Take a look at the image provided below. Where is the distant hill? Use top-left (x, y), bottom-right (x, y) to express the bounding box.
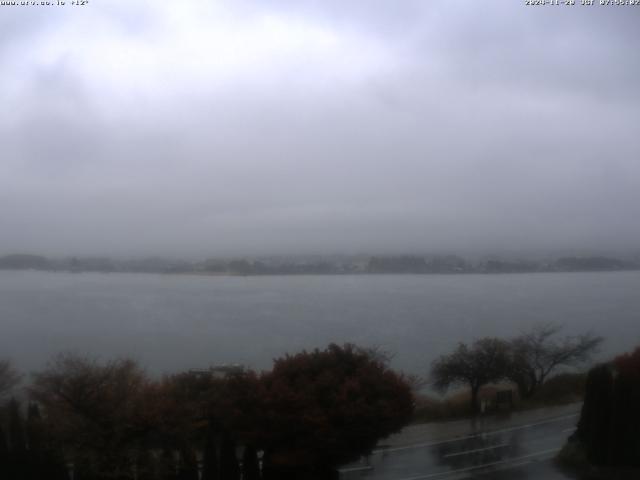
top-left (0, 254), bottom-right (50, 270)
top-left (0, 253), bottom-right (637, 276)
top-left (555, 256), bottom-right (635, 272)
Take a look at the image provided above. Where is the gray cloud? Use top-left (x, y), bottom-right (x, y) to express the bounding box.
top-left (1, 0), bottom-right (639, 257)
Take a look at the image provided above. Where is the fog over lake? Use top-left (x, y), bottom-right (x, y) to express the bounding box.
top-left (2, 2), bottom-right (640, 258)
top-left (2, 270), bottom-right (638, 376)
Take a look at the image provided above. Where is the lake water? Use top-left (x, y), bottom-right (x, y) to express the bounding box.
top-left (1, 270), bottom-right (639, 376)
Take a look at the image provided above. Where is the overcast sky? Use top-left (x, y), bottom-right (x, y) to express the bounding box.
top-left (1, 0), bottom-right (639, 258)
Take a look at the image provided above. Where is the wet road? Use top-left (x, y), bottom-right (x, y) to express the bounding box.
top-left (340, 407), bottom-right (580, 480)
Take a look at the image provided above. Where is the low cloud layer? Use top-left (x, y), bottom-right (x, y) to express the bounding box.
top-left (1, 0), bottom-right (639, 257)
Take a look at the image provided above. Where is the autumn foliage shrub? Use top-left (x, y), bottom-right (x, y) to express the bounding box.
top-left (259, 344), bottom-right (414, 477)
top-left (5, 344), bottom-right (414, 480)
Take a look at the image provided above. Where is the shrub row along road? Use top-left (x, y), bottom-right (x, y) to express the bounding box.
top-left (339, 404), bottom-right (581, 480)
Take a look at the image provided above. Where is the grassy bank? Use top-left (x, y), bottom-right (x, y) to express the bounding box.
top-left (412, 372), bottom-right (586, 423)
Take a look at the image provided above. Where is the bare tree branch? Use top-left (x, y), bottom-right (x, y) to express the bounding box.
top-left (507, 324), bottom-right (602, 398)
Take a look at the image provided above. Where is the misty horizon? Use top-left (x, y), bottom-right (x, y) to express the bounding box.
top-left (2, 1), bottom-right (639, 258)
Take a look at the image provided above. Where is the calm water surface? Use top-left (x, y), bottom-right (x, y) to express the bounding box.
top-left (1, 270), bottom-right (639, 375)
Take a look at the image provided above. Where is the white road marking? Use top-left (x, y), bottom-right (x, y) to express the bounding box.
top-left (433, 460), bottom-right (535, 480)
top-left (562, 427), bottom-right (576, 433)
top-left (443, 443), bottom-right (509, 458)
top-left (339, 465), bottom-right (373, 473)
top-left (395, 447), bottom-right (560, 480)
top-left (373, 413), bottom-right (578, 454)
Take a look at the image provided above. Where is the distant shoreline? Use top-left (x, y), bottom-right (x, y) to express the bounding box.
top-left (2, 267), bottom-right (639, 278)
top-left (1, 253), bottom-right (638, 277)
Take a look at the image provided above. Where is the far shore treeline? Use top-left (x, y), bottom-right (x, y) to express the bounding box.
top-left (0, 253), bottom-right (638, 276)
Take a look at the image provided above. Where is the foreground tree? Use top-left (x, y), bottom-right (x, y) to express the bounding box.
top-left (0, 360), bottom-right (21, 400)
top-left (30, 353), bottom-right (153, 479)
top-left (507, 323), bottom-right (602, 399)
top-left (431, 338), bottom-right (511, 413)
top-left (259, 344), bottom-right (414, 479)
top-left (567, 346), bottom-right (640, 468)
top-left (155, 367), bottom-right (265, 480)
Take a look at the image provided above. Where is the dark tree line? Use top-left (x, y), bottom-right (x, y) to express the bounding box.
top-left (0, 344), bottom-right (414, 480)
top-left (0, 398), bottom-right (68, 480)
top-left (572, 346), bottom-right (640, 467)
